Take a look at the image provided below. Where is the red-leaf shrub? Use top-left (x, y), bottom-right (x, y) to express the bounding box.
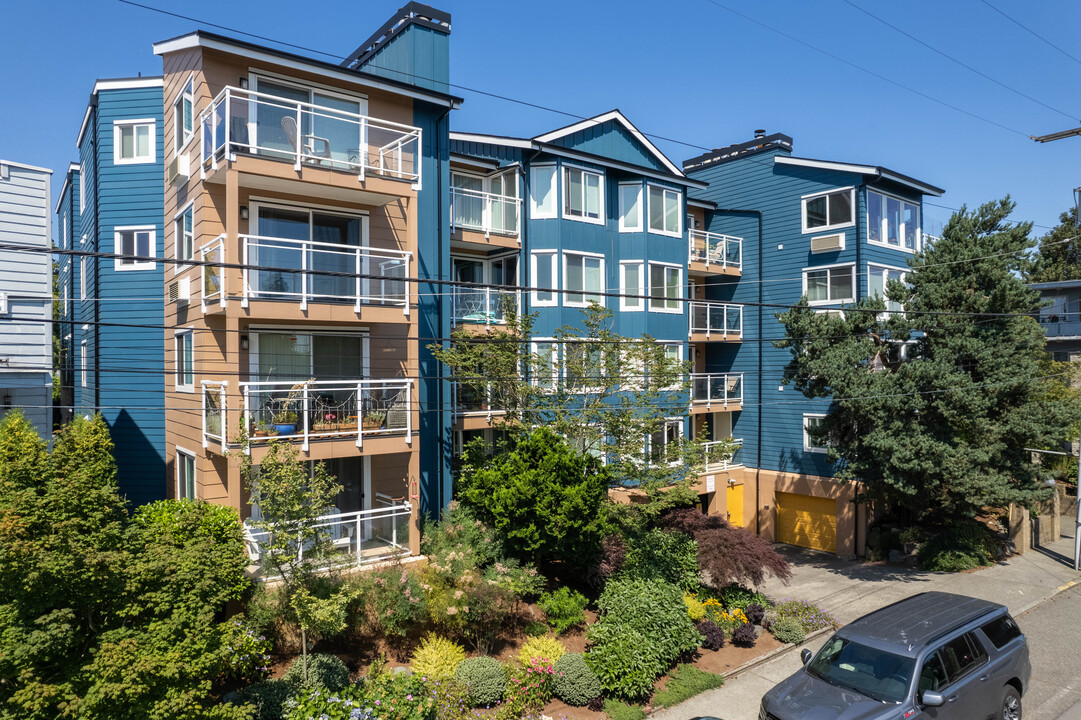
top-left (661, 509), bottom-right (791, 588)
top-left (589, 534), bottom-right (628, 586)
top-left (731, 622), bottom-right (757, 647)
top-left (745, 603), bottom-right (766, 626)
top-left (695, 619), bottom-right (725, 651)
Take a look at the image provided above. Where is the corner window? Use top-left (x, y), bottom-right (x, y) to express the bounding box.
top-left (649, 262), bottom-right (681, 313)
top-left (802, 187), bottom-right (854, 233)
top-left (648, 185), bottom-right (681, 236)
top-left (564, 252), bottom-right (604, 307)
top-left (530, 251), bottom-right (557, 306)
top-left (619, 261), bottom-right (644, 311)
top-left (649, 419), bottom-right (683, 466)
top-left (803, 414), bottom-right (829, 453)
top-left (562, 166), bottom-right (603, 224)
top-left (175, 329), bottom-right (194, 392)
top-left (113, 120), bottom-right (156, 164)
top-left (618, 183), bottom-right (642, 232)
top-left (176, 449), bottom-right (196, 500)
top-left (868, 264), bottom-right (906, 316)
top-left (114, 227), bottom-right (156, 271)
top-left (176, 204), bottom-right (194, 266)
top-left (529, 165), bottom-right (557, 219)
top-left (803, 264), bottom-right (855, 305)
top-left (868, 190), bottom-right (920, 251)
top-left (174, 76), bottom-right (194, 151)
top-left (532, 341), bottom-right (558, 390)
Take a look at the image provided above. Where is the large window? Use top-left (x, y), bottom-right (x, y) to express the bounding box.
top-left (530, 165), bottom-right (557, 219)
top-left (176, 449), bottom-right (196, 500)
top-left (564, 252), bottom-right (604, 307)
top-left (114, 227), bottom-right (156, 271)
top-left (649, 262), bottom-right (681, 313)
top-left (802, 187), bottom-right (854, 233)
top-left (563, 166), bottom-right (603, 223)
top-left (619, 261), bottom-right (644, 311)
top-left (868, 264), bottom-right (906, 315)
top-left (174, 75), bottom-right (194, 151)
top-left (532, 341), bottom-right (558, 390)
top-left (803, 413), bottom-right (829, 453)
top-left (175, 329), bottom-right (194, 392)
top-left (451, 169), bottom-right (518, 234)
top-left (113, 119), bottom-right (156, 164)
top-left (175, 204), bottom-right (194, 266)
top-left (649, 419), bottom-right (683, 466)
top-left (868, 191), bottom-right (920, 251)
top-left (803, 264), bottom-right (855, 305)
top-left (619, 182), bottom-right (642, 232)
top-left (648, 185), bottom-right (681, 236)
top-left (531, 251), bottom-right (557, 306)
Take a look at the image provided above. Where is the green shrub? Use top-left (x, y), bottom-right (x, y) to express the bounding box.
top-left (603, 698), bottom-right (646, 720)
top-left (713, 583), bottom-right (770, 611)
top-left (132, 498), bottom-right (243, 545)
top-left (410, 633), bottom-right (466, 680)
top-left (538, 587), bottom-right (588, 634)
top-left (360, 564), bottom-right (428, 638)
top-left (282, 686), bottom-right (367, 720)
top-left (553, 653), bottom-right (603, 706)
top-left (771, 599), bottom-right (839, 633)
top-left (282, 653), bottom-right (349, 692)
top-left (585, 578), bottom-right (701, 701)
top-left (620, 528), bottom-right (700, 591)
top-left (652, 664), bottom-right (724, 708)
top-left (220, 616), bottom-right (273, 682)
top-left (683, 592), bottom-right (707, 621)
top-left (731, 622), bottom-right (757, 647)
top-left (235, 679), bottom-right (294, 720)
top-left (769, 616), bottom-right (806, 644)
top-left (524, 620), bottom-right (550, 637)
top-left (517, 634), bottom-right (567, 667)
top-left (918, 521), bottom-right (997, 572)
top-left (455, 656), bottom-right (506, 707)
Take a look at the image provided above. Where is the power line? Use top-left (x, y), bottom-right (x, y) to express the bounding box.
top-left (978, 0), bottom-right (1081, 69)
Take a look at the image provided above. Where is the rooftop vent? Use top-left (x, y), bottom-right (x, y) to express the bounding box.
top-left (754, 129), bottom-right (766, 139)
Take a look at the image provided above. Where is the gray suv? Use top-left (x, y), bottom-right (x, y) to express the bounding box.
top-left (760, 592), bottom-right (1030, 720)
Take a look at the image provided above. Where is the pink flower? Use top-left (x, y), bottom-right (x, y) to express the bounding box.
top-left (446, 606), bottom-right (458, 615)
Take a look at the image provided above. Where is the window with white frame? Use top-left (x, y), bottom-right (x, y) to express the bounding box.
top-left (803, 264), bottom-right (855, 305)
top-left (529, 165), bottom-right (557, 219)
top-left (868, 191), bottom-right (920, 251)
top-left (174, 76), bottom-right (194, 151)
top-left (176, 449), bottom-right (196, 500)
top-left (562, 166), bottom-right (603, 223)
top-left (618, 182), bottom-right (642, 232)
top-left (661, 343), bottom-right (682, 390)
top-left (113, 120), bottom-right (156, 164)
top-left (80, 340), bottom-right (87, 388)
top-left (451, 169), bottom-right (519, 234)
top-left (532, 341), bottom-right (558, 390)
top-left (61, 216), bottom-right (67, 249)
top-left (564, 252), bottom-right (604, 307)
top-left (565, 340), bottom-right (604, 391)
top-left (114, 227), bottom-right (155, 270)
top-left (649, 419), bottom-right (683, 465)
top-left (802, 187), bottom-right (854, 233)
top-left (175, 330), bottom-right (194, 392)
top-left (175, 204), bottom-right (194, 266)
top-left (868, 264), bottom-right (906, 315)
top-left (649, 262), bottom-right (681, 312)
top-left (648, 185), bottom-right (681, 236)
top-left (79, 166), bottom-right (87, 215)
top-left (79, 258), bottom-right (86, 299)
top-left (531, 251), bottom-right (557, 306)
top-left (619, 261), bottom-right (644, 311)
top-left (803, 414), bottom-right (830, 453)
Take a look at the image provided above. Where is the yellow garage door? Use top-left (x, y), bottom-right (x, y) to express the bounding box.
top-left (726, 483), bottom-right (744, 528)
top-left (776, 492), bottom-right (837, 552)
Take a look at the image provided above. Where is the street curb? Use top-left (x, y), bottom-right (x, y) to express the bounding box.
top-left (1016, 579), bottom-right (1079, 618)
top-left (719, 626), bottom-right (833, 680)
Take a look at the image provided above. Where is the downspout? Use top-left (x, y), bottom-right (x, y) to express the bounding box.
top-left (435, 106), bottom-right (451, 509)
top-left (714, 208), bottom-right (763, 535)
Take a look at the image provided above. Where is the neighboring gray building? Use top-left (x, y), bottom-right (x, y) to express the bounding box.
top-left (1032, 279), bottom-right (1081, 364)
top-left (0, 159), bottom-right (53, 439)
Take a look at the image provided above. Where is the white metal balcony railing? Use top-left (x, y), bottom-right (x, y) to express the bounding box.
top-left (240, 234), bottom-right (410, 314)
top-left (450, 187), bottom-right (521, 237)
top-left (689, 230), bottom-right (742, 271)
top-left (239, 378), bottom-right (412, 451)
top-left (242, 493), bottom-right (411, 574)
top-left (200, 235), bottom-right (226, 312)
top-left (200, 86), bottom-right (423, 187)
top-left (704, 438), bottom-right (743, 472)
top-left (690, 373), bottom-right (743, 408)
top-left (452, 286), bottom-right (520, 325)
top-left (690, 301), bottom-right (743, 338)
top-left (451, 381), bottom-right (505, 424)
top-left (202, 380), bottom-right (227, 452)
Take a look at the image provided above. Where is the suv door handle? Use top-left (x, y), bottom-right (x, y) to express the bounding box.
top-left (979, 674), bottom-right (990, 682)
top-left (946, 695), bottom-right (959, 703)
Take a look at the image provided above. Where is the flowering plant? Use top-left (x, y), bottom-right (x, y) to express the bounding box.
top-left (220, 617), bottom-right (272, 682)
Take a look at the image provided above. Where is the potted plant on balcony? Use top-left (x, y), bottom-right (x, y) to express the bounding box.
top-left (252, 420), bottom-right (270, 438)
top-left (362, 410), bottom-right (386, 431)
top-left (271, 379), bottom-right (311, 436)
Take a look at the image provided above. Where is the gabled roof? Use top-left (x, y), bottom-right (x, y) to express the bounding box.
top-left (774, 155), bottom-right (944, 197)
top-left (533, 110), bottom-right (685, 177)
top-left (55, 163), bottom-right (81, 215)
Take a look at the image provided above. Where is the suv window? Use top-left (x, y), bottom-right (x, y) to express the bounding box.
top-left (920, 633), bottom-right (986, 694)
top-left (981, 615), bottom-right (1022, 649)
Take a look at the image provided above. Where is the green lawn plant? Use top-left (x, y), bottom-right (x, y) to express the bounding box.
top-left (552, 653), bottom-right (603, 706)
top-left (455, 656), bottom-right (506, 707)
top-left (652, 664), bottom-right (725, 709)
top-left (410, 634), bottom-right (466, 680)
top-left (769, 616), bottom-right (806, 644)
top-left (538, 586), bottom-right (588, 634)
top-left (603, 698), bottom-right (647, 720)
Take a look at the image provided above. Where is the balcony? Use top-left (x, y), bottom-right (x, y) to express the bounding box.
top-left (242, 496), bottom-right (412, 574)
top-left (451, 187), bottom-right (521, 242)
top-left (452, 382), bottom-right (505, 429)
top-left (690, 301), bottom-right (743, 341)
top-left (1039, 314), bottom-right (1081, 340)
top-left (704, 438), bottom-right (743, 472)
top-left (690, 373), bottom-right (743, 410)
top-left (689, 230), bottom-right (742, 274)
top-left (199, 86), bottom-right (422, 187)
top-left (452, 286), bottom-right (520, 326)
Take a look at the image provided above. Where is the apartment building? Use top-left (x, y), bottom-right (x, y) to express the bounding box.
top-left (445, 110), bottom-right (747, 521)
top-left (0, 160), bottom-right (53, 440)
top-left (55, 78), bottom-right (167, 504)
top-left (153, 3), bottom-right (460, 560)
top-left (685, 131), bottom-right (944, 556)
top-left (1032, 279), bottom-right (1081, 365)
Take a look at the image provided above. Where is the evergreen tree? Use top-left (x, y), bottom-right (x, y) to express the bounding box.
top-left (1029, 205), bottom-right (1081, 282)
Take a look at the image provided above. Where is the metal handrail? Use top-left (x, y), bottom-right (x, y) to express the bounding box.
top-left (199, 235), bottom-right (226, 313)
top-left (703, 438), bottom-right (743, 471)
top-left (689, 230), bottom-right (742, 270)
top-left (690, 372), bottom-right (744, 407)
top-left (689, 301), bottom-right (743, 338)
top-left (450, 186), bottom-right (521, 237)
top-left (451, 285), bottom-right (520, 325)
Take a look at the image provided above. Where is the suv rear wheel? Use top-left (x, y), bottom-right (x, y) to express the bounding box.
top-left (1001, 685), bottom-right (1021, 720)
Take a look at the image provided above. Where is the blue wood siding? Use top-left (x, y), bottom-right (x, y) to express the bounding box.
top-left (544, 120), bottom-right (669, 173)
top-left (358, 23), bottom-right (450, 94)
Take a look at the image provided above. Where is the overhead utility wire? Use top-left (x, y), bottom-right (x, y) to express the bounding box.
top-left (977, 0), bottom-right (1081, 69)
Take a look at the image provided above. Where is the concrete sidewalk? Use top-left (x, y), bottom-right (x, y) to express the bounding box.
top-left (653, 518), bottom-right (1081, 720)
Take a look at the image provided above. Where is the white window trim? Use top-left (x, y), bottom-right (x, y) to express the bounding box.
top-left (560, 163), bottom-right (605, 226)
top-left (175, 329), bottom-right (194, 393)
top-left (530, 251), bottom-right (558, 307)
top-left (174, 202), bottom-right (195, 272)
top-left (866, 189), bottom-right (922, 253)
top-left (646, 184), bottom-right (683, 238)
top-left (113, 118), bottom-right (157, 165)
top-left (172, 74), bottom-right (195, 153)
top-left (803, 413), bottom-right (829, 453)
top-left (79, 177), bottom-right (85, 215)
top-left (114, 226), bottom-right (157, 271)
top-left (176, 447), bottom-right (196, 500)
top-left (648, 261), bottom-right (683, 314)
top-left (648, 417), bottom-right (684, 467)
top-left (529, 164), bottom-right (558, 220)
top-left (563, 250), bottom-right (605, 308)
top-left (618, 182), bottom-right (643, 233)
top-left (619, 260), bottom-right (644, 312)
top-left (79, 257), bottom-right (86, 300)
top-left (801, 262), bottom-right (856, 306)
top-left (661, 343), bottom-right (683, 391)
top-left (867, 262), bottom-right (908, 319)
top-left (530, 339), bottom-right (559, 390)
top-left (80, 340), bottom-right (87, 388)
top-left (801, 186), bottom-right (856, 234)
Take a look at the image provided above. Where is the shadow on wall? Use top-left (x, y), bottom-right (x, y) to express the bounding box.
top-left (107, 409), bottom-right (166, 507)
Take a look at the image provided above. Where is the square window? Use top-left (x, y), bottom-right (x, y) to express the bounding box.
top-left (564, 253), bottom-right (604, 307)
top-left (647, 185), bottom-right (681, 236)
top-left (649, 263), bottom-right (681, 312)
top-left (563, 166), bottom-right (603, 223)
top-left (804, 414), bottom-right (829, 452)
top-left (803, 265), bottom-right (854, 305)
top-left (802, 188), bottom-right (854, 233)
top-left (115, 228), bottom-right (156, 270)
top-left (114, 120), bottom-right (156, 164)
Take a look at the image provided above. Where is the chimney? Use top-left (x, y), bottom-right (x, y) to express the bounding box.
top-left (754, 129), bottom-right (766, 140)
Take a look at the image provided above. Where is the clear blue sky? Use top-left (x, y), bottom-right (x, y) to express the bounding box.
top-left (3, 0), bottom-right (1079, 238)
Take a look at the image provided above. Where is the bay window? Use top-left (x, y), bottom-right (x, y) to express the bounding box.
top-left (563, 166), bottom-right (603, 223)
top-left (802, 187), bottom-right (854, 233)
top-left (803, 264), bottom-right (855, 305)
top-left (868, 264), bottom-right (906, 315)
top-left (648, 185), bottom-right (681, 236)
top-left (564, 252), bottom-right (604, 307)
top-left (619, 182), bottom-right (642, 232)
top-left (530, 165), bottom-right (557, 219)
top-left (532, 341), bottom-right (558, 390)
top-left (649, 262), bottom-right (681, 313)
top-left (531, 251), bottom-right (557, 306)
top-left (619, 261), bottom-right (644, 311)
top-left (868, 190), bottom-right (920, 251)
top-left (649, 419), bottom-right (683, 466)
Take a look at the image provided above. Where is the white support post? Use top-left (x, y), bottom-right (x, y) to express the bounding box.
top-left (356, 383), bottom-right (363, 449)
top-left (224, 93), bottom-right (232, 162)
top-left (218, 242), bottom-right (226, 310)
top-left (354, 249), bottom-right (362, 313)
top-left (220, 382), bottom-right (228, 453)
top-left (241, 238), bottom-right (250, 309)
top-left (294, 106), bottom-right (303, 171)
top-left (300, 241), bottom-right (308, 311)
top-left (201, 384), bottom-right (208, 450)
top-left (356, 515), bottom-right (363, 559)
top-left (243, 385), bottom-right (252, 455)
top-left (403, 255), bottom-right (410, 318)
top-left (358, 117), bottom-right (367, 183)
top-left (302, 382), bottom-right (310, 452)
top-left (405, 380), bottom-right (413, 446)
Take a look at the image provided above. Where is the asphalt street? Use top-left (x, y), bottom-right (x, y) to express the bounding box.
top-left (1020, 582), bottom-right (1081, 720)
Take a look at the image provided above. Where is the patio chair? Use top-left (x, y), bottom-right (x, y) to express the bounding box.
top-left (281, 116), bottom-right (331, 164)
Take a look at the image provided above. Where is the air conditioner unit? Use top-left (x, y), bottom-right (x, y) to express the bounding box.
top-left (168, 277), bottom-right (191, 305)
top-left (167, 154), bottom-right (189, 185)
top-left (810, 233), bottom-right (845, 253)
